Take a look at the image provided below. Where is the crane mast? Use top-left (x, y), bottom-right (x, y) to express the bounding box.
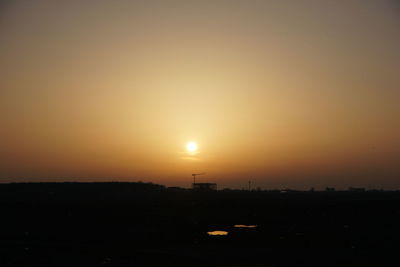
top-left (192, 173), bottom-right (205, 187)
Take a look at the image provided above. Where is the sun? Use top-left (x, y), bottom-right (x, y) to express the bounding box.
top-left (186, 142), bottom-right (198, 153)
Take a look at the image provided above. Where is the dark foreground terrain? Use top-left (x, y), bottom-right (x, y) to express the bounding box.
top-left (1, 183), bottom-right (400, 266)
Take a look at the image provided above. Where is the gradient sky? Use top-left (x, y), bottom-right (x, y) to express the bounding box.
top-left (1, 0), bottom-right (399, 189)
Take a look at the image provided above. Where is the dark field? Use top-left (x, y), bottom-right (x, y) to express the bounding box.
top-left (1, 183), bottom-right (400, 266)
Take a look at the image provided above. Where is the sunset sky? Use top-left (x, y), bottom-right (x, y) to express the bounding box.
top-left (1, 0), bottom-right (399, 189)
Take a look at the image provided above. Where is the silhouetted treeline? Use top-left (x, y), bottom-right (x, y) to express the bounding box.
top-left (0, 182), bottom-right (165, 201)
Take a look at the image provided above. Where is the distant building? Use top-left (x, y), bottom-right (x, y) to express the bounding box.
top-left (192, 183), bottom-right (217, 191)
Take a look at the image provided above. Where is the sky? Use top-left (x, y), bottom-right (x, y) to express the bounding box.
top-left (1, 0), bottom-right (399, 189)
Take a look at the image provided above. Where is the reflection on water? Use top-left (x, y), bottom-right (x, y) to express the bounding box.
top-left (234, 225), bottom-right (257, 228)
top-left (207, 225), bottom-right (258, 236)
top-left (207, 231), bottom-right (228, 236)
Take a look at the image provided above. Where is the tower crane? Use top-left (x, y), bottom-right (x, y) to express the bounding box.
top-left (192, 173), bottom-right (205, 185)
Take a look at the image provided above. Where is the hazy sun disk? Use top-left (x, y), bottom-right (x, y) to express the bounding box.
top-left (186, 142), bottom-right (198, 153)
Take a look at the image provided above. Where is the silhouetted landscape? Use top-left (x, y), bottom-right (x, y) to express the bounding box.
top-left (2, 1), bottom-right (400, 266)
top-left (1, 182), bottom-right (400, 266)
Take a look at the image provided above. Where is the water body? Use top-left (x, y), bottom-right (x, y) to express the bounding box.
top-left (234, 225), bottom-right (257, 228)
top-left (207, 225), bottom-right (258, 235)
top-left (207, 231), bottom-right (228, 236)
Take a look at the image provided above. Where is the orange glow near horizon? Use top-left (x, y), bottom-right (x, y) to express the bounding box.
top-left (0, 1), bottom-right (399, 189)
